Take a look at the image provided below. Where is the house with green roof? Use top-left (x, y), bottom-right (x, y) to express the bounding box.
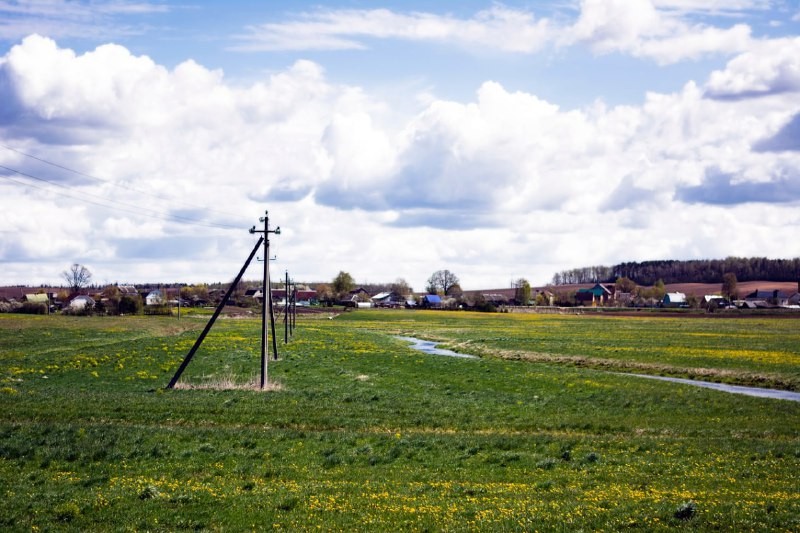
top-left (575, 284), bottom-right (614, 307)
top-left (24, 293), bottom-right (49, 305)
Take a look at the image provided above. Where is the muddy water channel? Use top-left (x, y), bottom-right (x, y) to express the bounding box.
top-left (397, 336), bottom-right (800, 402)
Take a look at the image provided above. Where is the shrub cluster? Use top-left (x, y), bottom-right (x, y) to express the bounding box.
top-left (62, 305), bottom-right (93, 316)
top-left (143, 304), bottom-right (172, 316)
top-left (0, 301), bottom-right (20, 313)
top-left (18, 302), bottom-right (47, 314)
top-left (0, 301), bottom-right (47, 314)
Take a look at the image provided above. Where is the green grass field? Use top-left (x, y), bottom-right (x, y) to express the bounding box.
top-left (1, 310), bottom-right (798, 531)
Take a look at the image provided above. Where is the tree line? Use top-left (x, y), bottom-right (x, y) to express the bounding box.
top-left (551, 257), bottom-right (800, 286)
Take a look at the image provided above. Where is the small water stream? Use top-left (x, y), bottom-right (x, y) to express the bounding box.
top-left (396, 336), bottom-right (800, 402)
top-left (395, 336), bottom-right (478, 359)
top-left (619, 373), bottom-right (800, 402)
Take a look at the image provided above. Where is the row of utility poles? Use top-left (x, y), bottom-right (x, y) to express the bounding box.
top-left (167, 210), bottom-right (297, 390)
top-left (253, 212), bottom-right (281, 390)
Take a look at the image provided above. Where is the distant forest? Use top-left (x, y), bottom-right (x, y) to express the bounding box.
top-left (551, 257), bottom-right (800, 286)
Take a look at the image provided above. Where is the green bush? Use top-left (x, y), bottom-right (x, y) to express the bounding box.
top-left (474, 302), bottom-right (497, 313)
top-left (143, 304), bottom-right (171, 316)
top-left (53, 502), bottom-right (80, 522)
top-left (118, 295), bottom-right (143, 315)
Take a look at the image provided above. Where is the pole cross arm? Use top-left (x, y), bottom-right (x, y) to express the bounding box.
top-left (250, 225), bottom-right (281, 236)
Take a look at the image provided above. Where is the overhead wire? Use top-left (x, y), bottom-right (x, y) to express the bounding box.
top-left (0, 164), bottom-right (245, 230)
top-left (0, 143), bottom-right (254, 228)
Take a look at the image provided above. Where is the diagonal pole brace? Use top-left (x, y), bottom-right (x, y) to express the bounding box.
top-left (166, 235), bottom-right (264, 389)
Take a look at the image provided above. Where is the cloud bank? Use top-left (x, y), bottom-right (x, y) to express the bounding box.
top-left (1, 29), bottom-right (799, 288)
top-left (0, 0), bottom-right (168, 41)
top-left (234, 0), bottom-right (758, 64)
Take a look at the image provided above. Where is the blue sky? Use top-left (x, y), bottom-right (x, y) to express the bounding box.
top-left (1, 1), bottom-right (799, 289)
top-left (9, 1), bottom-right (793, 105)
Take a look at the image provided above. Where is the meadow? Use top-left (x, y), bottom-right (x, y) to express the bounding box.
top-left (0, 310), bottom-right (798, 531)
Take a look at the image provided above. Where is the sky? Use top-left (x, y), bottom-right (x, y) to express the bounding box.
top-left (1, 1), bottom-right (799, 291)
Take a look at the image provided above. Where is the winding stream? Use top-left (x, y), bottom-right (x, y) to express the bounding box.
top-left (397, 336), bottom-right (800, 402)
top-left (395, 336), bottom-right (478, 359)
top-left (618, 373), bottom-right (800, 402)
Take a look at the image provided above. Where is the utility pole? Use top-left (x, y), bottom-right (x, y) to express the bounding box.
top-left (257, 254), bottom-right (279, 358)
top-left (249, 211), bottom-right (280, 390)
top-left (291, 280), bottom-right (297, 335)
top-left (284, 270), bottom-right (289, 344)
top-left (291, 278), bottom-right (296, 335)
top-left (269, 269), bottom-right (279, 361)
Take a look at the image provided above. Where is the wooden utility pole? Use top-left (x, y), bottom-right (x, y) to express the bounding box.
top-left (250, 212), bottom-right (280, 389)
top-left (284, 271), bottom-right (289, 344)
top-left (291, 281), bottom-right (297, 335)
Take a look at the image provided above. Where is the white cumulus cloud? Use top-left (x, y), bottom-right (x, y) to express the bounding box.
top-left (704, 37), bottom-right (800, 98)
top-left (566, 0), bottom-right (752, 64)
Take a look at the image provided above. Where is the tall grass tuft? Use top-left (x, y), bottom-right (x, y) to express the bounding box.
top-left (173, 373), bottom-right (283, 391)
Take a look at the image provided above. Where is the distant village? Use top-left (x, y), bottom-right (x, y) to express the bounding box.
top-left (2, 279), bottom-right (799, 316)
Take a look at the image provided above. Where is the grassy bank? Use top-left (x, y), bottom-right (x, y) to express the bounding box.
top-left (343, 310), bottom-right (800, 390)
top-left (1, 311), bottom-right (798, 531)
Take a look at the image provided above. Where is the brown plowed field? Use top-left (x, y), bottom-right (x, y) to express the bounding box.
top-left (537, 281), bottom-right (798, 298)
top-left (664, 281), bottom-right (799, 297)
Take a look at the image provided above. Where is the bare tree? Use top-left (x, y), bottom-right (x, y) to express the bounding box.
top-left (315, 283), bottom-right (334, 303)
top-left (426, 269), bottom-right (460, 295)
top-left (62, 263), bottom-right (92, 293)
top-left (390, 278), bottom-right (413, 296)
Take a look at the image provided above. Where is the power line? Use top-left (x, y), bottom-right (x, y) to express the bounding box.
top-left (0, 164), bottom-right (244, 230)
top-left (0, 143), bottom-right (252, 225)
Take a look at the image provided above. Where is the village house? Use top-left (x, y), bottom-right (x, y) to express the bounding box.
top-left (421, 294), bottom-right (442, 308)
top-left (575, 284), bottom-right (615, 307)
top-left (338, 287), bottom-right (371, 307)
top-left (271, 288), bottom-right (317, 306)
top-left (703, 294), bottom-right (732, 309)
top-left (23, 293), bottom-right (50, 305)
top-left (662, 292), bottom-right (687, 308)
top-left (245, 288), bottom-right (262, 300)
top-left (371, 291), bottom-right (405, 308)
top-left (145, 289), bottom-right (164, 306)
top-left (118, 285), bottom-right (138, 296)
top-left (744, 289), bottom-right (792, 307)
top-left (68, 295), bottom-right (95, 310)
